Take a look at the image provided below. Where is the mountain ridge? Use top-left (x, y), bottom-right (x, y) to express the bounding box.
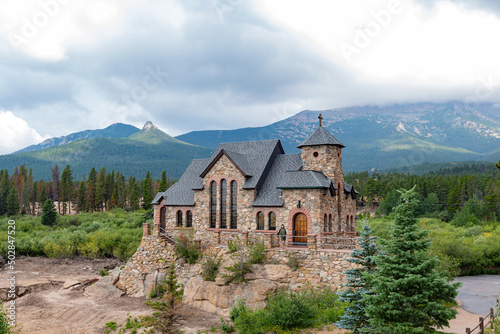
top-left (15, 123), bottom-right (141, 153)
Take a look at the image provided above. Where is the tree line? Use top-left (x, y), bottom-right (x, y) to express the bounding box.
top-left (346, 161), bottom-right (500, 225)
top-left (0, 164), bottom-right (174, 217)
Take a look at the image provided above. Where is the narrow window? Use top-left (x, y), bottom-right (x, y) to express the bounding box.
top-left (176, 210), bottom-right (183, 227)
top-left (220, 179), bottom-right (227, 228)
top-left (186, 210), bottom-right (192, 228)
top-left (324, 214), bottom-right (328, 232)
top-left (329, 214), bottom-right (333, 232)
top-left (269, 212), bottom-right (276, 230)
top-left (210, 181), bottom-right (216, 228)
top-left (257, 212), bottom-right (264, 230)
top-left (230, 181), bottom-right (238, 229)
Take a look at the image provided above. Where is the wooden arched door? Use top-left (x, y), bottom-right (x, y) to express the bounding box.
top-left (160, 207), bottom-right (166, 230)
top-left (293, 213), bottom-right (308, 245)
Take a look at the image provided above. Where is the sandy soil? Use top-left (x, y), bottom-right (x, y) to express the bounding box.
top-left (1, 257), bottom-right (221, 334)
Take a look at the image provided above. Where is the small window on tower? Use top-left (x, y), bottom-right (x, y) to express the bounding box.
top-left (337, 152), bottom-right (340, 159)
top-left (313, 151), bottom-right (319, 158)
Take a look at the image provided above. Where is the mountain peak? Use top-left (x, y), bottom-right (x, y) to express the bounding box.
top-left (143, 121), bottom-right (158, 131)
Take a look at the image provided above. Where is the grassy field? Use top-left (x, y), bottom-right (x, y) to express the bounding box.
top-left (365, 216), bottom-right (500, 276)
top-left (0, 209), bottom-right (147, 261)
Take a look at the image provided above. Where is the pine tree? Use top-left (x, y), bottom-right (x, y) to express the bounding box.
top-left (41, 198), bottom-right (58, 226)
top-left (96, 167), bottom-right (107, 211)
top-left (364, 187), bottom-right (460, 334)
top-left (336, 223), bottom-right (380, 333)
top-left (143, 171), bottom-right (154, 210)
top-left (6, 188), bottom-right (20, 216)
top-left (60, 165), bottom-right (73, 215)
top-left (51, 164), bottom-right (60, 214)
top-left (159, 171), bottom-right (168, 192)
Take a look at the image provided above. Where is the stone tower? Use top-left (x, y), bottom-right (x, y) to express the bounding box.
top-left (297, 117), bottom-right (345, 190)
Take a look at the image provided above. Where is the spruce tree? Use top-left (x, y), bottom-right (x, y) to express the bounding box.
top-left (336, 223), bottom-right (380, 333)
top-left (6, 188), bottom-right (20, 216)
top-left (143, 171), bottom-right (154, 210)
top-left (159, 171), bottom-right (168, 192)
top-left (41, 198), bottom-right (58, 226)
top-left (364, 187), bottom-right (460, 334)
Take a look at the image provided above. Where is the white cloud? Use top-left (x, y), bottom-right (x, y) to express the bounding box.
top-left (0, 110), bottom-right (46, 154)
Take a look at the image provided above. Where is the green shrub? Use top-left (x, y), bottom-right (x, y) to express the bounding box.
top-left (220, 317), bottom-right (234, 334)
top-left (265, 289), bottom-right (316, 329)
top-left (286, 251), bottom-right (300, 271)
top-left (100, 269), bottom-right (109, 277)
top-left (227, 238), bottom-right (240, 254)
top-left (201, 255), bottom-right (221, 281)
top-left (248, 241), bottom-right (266, 264)
top-left (223, 261), bottom-right (252, 285)
top-left (175, 233), bottom-right (202, 264)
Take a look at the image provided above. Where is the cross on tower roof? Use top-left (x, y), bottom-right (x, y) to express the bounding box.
top-left (318, 113), bottom-right (323, 127)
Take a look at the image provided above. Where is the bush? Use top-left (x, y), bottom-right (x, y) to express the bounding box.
top-left (201, 255), bottom-right (221, 282)
top-left (227, 238), bottom-right (240, 254)
top-left (286, 251), bottom-right (300, 271)
top-left (229, 287), bottom-right (345, 333)
top-left (248, 241), bottom-right (265, 264)
top-left (223, 261), bottom-right (252, 285)
top-left (174, 234), bottom-right (202, 264)
top-left (100, 269), bottom-right (109, 277)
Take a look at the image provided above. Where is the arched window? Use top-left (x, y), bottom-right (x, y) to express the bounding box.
top-left (186, 210), bottom-right (192, 228)
top-left (230, 181), bottom-right (237, 229)
top-left (220, 179), bottom-right (227, 228)
top-left (329, 214), bottom-right (333, 232)
top-left (210, 181), bottom-right (216, 228)
top-left (269, 212), bottom-right (276, 230)
top-left (176, 210), bottom-right (183, 227)
top-left (337, 183), bottom-right (342, 233)
top-left (257, 212), bottom-right (264, 230)
top-left (351, 215), bottom-right (355, 232)
top-left (323, 214), bottom-right (328, 232)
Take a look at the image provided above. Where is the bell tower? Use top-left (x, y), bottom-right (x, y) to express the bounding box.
top-left (298, 114), bottom-right (345, 189)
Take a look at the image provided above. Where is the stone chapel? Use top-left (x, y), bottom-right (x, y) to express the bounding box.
top-left (151, 115), bottom-right (358, 249)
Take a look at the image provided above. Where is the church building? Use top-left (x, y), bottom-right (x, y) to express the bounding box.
top-left (151, 115), bottom-right (358, 249)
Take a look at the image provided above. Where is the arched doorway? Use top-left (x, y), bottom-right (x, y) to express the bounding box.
top-left (293, 213), bottom-right (308, 245)
top-left (160, 207), bottom-right (166, 230)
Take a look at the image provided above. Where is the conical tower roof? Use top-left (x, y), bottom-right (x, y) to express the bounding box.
top-left (297, 126), bottom-right (345, 148)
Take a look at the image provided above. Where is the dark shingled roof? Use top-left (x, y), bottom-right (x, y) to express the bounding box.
top-left (153, 158), bottom-right (210, 206)
top-left (211, 139), bottom-right (283, 189)
top-left (297, 126), bottom-right (345, 148)
top-left (153, 128), bottom-right (357, 208)
top-left (252, 154), bottom-right (302, 206)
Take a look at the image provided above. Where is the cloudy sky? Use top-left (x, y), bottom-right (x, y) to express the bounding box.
top-left (0, 0), bottom-right (499, 154)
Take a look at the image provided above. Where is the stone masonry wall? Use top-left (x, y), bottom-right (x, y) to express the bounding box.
top-left (117, 233), bottom-right (356, 300)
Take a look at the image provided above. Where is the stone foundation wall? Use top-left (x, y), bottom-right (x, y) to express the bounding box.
top-left (117, 233), bottom-right (355, 301)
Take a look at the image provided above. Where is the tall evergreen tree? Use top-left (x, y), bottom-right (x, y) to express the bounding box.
top-left (41, 198), bottom-right (58, 226)
top-left (6, 188), bottom-right (20, 216)
top-left (87, 167), bottom-right (97, 212)
top-left (96, 167), bottom-right (107, 211)
top-left (0, 170), bottom-right (10, 216)
top-left (51, 164), bottom-right (60, 214)
top-left (143, 171), bottom-right (154, 210)
top-left (159, 171), bottom-right (168, 192)
top-left (336, 223), bottom-right (380, 333)
top-left (60, 165), bottom-right (73, 215)
top-left (364, 187), bottom-right (460, 334)
top-left (77, 181), bottom-right (87, 213)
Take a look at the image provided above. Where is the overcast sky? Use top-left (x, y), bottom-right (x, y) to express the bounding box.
top-left (0, 0), bottom-right (499, 154)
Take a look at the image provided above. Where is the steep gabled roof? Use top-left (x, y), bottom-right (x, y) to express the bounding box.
top-left (252, 154), bottom-right (336, 207)
top-left (209, 139), bottom-right (284, 189)
top-left (153, 158), bottom-right (210, 206)
top-left (277, 170), bottom-right (333, 189)
top-left (297, 126), bottom-right (345, 148)
top-left (252, 154), bottom-right (302, 206)
top-left (200, 149), bottom-right (252, 178)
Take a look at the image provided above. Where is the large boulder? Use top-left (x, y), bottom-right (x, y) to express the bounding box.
top-left (183, 263), bottom-right (296, 316)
